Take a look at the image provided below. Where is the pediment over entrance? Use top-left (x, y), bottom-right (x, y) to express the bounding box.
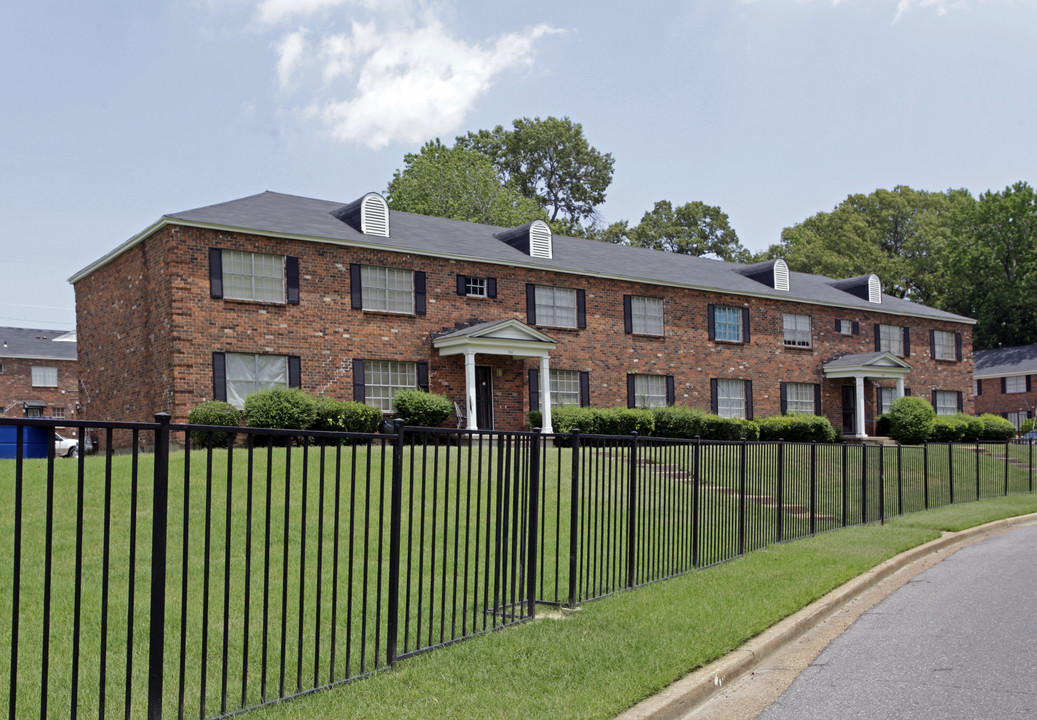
top-left (823, 351), bottom-right (912, 379)
top-left (432, 318), bottom-right (558, 359)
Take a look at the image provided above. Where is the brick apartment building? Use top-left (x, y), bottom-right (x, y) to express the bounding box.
top-left (0, 326), bottom-right (78, 426)
top-left (973, 345), bottom-right (1037, 428)
top-left (71, 191), bottom-right (975, 438)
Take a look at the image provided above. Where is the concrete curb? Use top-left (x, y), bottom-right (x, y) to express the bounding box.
top-left (616, 512), bottom-right (1037, 720)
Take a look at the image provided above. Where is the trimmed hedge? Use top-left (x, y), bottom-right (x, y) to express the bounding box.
top-left (186, 400), bottom-right (241, 448)
top-left (392, 389), bottom-right (453, 427)
top-left (527, 405), bottom-right (760, 441)
top-left (930, 415), bottom-right (967, 442)
top-left (311, 398), bottom-right (383, 434)
top-left (978, 413), bottom-right (1016, 441)
top-left (756, 414), bottom-right (837, 443)
top-left (886, 396), bottom-right (935, 445)
top-left (244, 387), bottom-right (318, 432)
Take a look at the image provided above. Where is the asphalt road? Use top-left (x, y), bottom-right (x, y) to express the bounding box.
top-left (755, 522), bottom-right (1037, 719)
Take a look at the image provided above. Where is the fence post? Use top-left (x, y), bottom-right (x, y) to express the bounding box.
top-left (923, 443), bottom-right (930, 510)
top-left (948, 443), bottom-right (955, 505)
top-left (385, 419), bottom-right (405, 668)
top-left (809, 443), bottom-right (816, 535)
top-left (897, 445), bottom-right (903, 517)
top-left (626, 432), bottom-right (639, 589)
top-left (692, 436), bottom-right (701, 567)
top-left (738, 438), bottom-right (747, 555)
top-left (841, 443), bottom-right (848, 528)
top-left (526, 429), bottom-right (541, 619)
top-left (1030, 439), bottom-right (1034, 493)
top-left (861, 444), bottom-right (868, 524)
top-left (776, 440), bottom-right (784, 543)
top-left (1004, 440), bottom-right (1010, 496)
top-left (147, 413), bottom-right (172, 720)
top-left (879, 444), bottom-right (885, 525)
top-left (976, 437), bottom-right (981, 501)
top-left (567, 429), bottom-right (581, 607)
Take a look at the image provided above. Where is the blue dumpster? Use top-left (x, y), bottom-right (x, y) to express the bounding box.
top-left (0, 425), bottom-right (51, 459)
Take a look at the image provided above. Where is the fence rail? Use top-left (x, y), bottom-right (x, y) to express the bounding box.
top-left (1, 416), bottom-right (1033, 719)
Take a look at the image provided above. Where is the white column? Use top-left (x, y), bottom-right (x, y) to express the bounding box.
top-left (464, 351), bottom-right (478, 431)
top-left (539, 355), bottom-right (553, 434)
top-left (855, 375), bottom-right (867, 438)
top-left (896, 376), bottom-right (905, 399)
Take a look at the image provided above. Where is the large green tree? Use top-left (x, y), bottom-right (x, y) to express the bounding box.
top-left (457, 116), bottom-right (614, 232)
top-left (385, 139), bottom-right (545, 226)
top-left (624, 200), bottom-right (750, 261)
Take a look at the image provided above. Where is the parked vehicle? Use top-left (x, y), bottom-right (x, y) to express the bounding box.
top-left (53, 432), bottom-right (78, 457)
top-left (1015, 430), bottom-right (1037, 444)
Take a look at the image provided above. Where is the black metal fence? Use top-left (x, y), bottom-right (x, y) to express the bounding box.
top-left (1, 416), bottom-right (1033, 719)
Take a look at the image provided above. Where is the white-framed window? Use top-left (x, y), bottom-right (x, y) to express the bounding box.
top-left (31, 366), bottom-right (58, 387)
top-left (364, 360), bottom-right (417, 413)
top-left (714, 306), bottom-right (743, 343)
top-left (632, 374), bottom-right (667, 409)
top-left (24, 407), bottom-right (42, 418)
top-left (836, 319), bottom-right (854, 335)
top-left (225, 353), bottom-right (289, 408)
top-left (934, 390), bottom-right (958, 416)
top-left (877, 387), bottom-right (896, 415)
top-left (361, 265), bottom-right (414, 313)
top-left (717, 379), bottom-right (747, 419)
top-left (223, 250), bottom-right (285, 303)
top-left (933, 330), bottom-right (956, 361)
top-left (973, 380), bottom-right (980, 395)
top-left (631, 296), bottom-right (664, 336)
top-left (550, 370), bottom-right (581, 407)
top-left (534, 286), bottom-right (578, 328)
top-left (783, 314), bottom-right (811, 348)
top-left (1008, 411), bottom-right (1028, 429)
top-left (878, 323), bottom-right (903, 356)
top-left (49, 407), bottom-right (66, 420)
top-left (1005, 375), bottom-right (1027, 394)
top-left (786, 382), bottom-right (815, 414)
top-left (465, 277), bottom-right (487, 297)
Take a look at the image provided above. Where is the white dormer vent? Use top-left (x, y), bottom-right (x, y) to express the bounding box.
top-left (529, 220), bottom-right (552, 259)
top-left (868, 274), bottom-right (881, 303)
top-left (361, 193), bottom-right (389, 237)
top-left (773, 259), bottom-right (790, 291)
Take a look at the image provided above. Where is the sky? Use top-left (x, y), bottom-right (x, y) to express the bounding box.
top-left (2, 0), bottom-right (1036, 331)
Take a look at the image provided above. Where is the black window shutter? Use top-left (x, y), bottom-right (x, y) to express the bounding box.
top-left (874, 324), bottom-right (881, 352)
top-left (957, 391), bottom-right (963, 412)
top-left (417, 361), bottom-right (429, 391)
top-left (905, 387), bottom-right (912, 397)
top-left (742, 307), bottom-right (751, 344)
top-left (1028, 375), bottom-right (1033, 393)
top-left (707, 304), bottom-right (715, 341)
top-left (209, 248), bottom-right (223, 299)
top-left (576, 289), bottom-right (586, 329)
top-left (414, 271), bottom-right (427, 315)
top-left (955, 333), bottom-right (962, 361)
top-left (212, 352), bottom-right (227, 401)
top-left (487, 278), bottom-right (497, 298)
top-left (852, 321), bottom-right (860, 335)
top-left (745, 380), bottom-right (754, 420)
top-left (779, 381), bottom-right (787, 414)
top-left (350, 264), bottom-right (362, 310)
top-left (977, 379), bottom-right (983, 396)
top-left (903, 328), bottom-right (910, 357)
top-left (1002, 377), bottom-right (1008, 394)
top-left (287, 356), bottom-right (301, 388)
top-left (929, 329), bottom-right (936, 358)
top-left (875, 386), bottom-right (881, 414)
top-left (1028, 410), bottom-right (1033, 419)
top-left (931, 390), bottom-right (937, 408)
top-left (710, 378), bottom-right (718, 415)
top-left (665, 375), bottom-right (675, 406)
top-left (456, 274), bottom-right (467, 296)
top-left (813, 383), bottom-right (822, 415)
top-left (526, 284), bottom-right (536, 325)
top-left (834, 319), bottom-right (840, 332)
top-left (352, 359), bottom-right (366, 403)
top-left (627, 375), bottom-right (636, 409)
top-left (623, 295), bottom-right (633, 334)
top-left (579, 371), bottom-right (590, 407)
top-left (528, 369), bottom-right (540, 412)
top-left (286, 256), bottom-right (300, 304)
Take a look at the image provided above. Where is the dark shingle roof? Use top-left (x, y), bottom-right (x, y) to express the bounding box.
top-left (75, 191), bottom-right (974, 324)
top-left (974, 345), bottom-right (1037, 377)
top-left (0, 327), bottom-right (77, 361)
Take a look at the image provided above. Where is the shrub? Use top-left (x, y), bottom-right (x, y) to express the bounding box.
top-left (244, 387), bottom-right (318, 435)
top-left (757, 414), bottom-right (837, 443)
top-left (930, 415), bottom-right (967, 443)
top-left (958, 414), bottom-right (985, 442)
top-left (1021, 419), bottom-right (1034, 434)
top-left (547, 405), bottom-right (599, 435)
top-left (978, 413), bottom-right (1016, 441)
top-left (886, 396), bottom-right (935, 445)
top-left (597, 408), bottom-right (655, 437)
top-left (310, 398), bottom-right (382, 436)
top-left (392, 389), bottom-right (452, 427)
top-left (652, 406), bottom-right (707, 439)
top-left (875, 414), bottom-right (891, 437)
top-left (187, 400), bottom-right (241, 448)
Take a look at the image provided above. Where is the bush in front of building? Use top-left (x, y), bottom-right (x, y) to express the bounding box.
top-left (978, 413), bottom-right (1017, 441)
top-left (244, 387), bottom-right (319, 434)
top-left (651, 406), bottom-right (760, 441)
top-left (187, 400), bottom-right (241, 448)
top-left (957, 414), bottom-right (985, 442)
top-left (391, 389), bottom-right (453, 427)
top-left (311, 397), bottom-right (383, 435)
top-left (756, 414), bottom-right (838, 443)
top-left (1021, 419), bottom-right (1034, 434)
top-left (930, 414), bottom-right (968, 442)
top-left (886, 396), bottom-right (936, 445)
top-left (597, 407), bottom-right (655, 437)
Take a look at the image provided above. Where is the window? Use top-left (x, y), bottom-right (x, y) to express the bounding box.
top-left (224, 353), bottom-right (289, 408)
top-left (24, 407), bottom-right (42, 418)
top-left (785, 382), bottom-right (816, 414)
top-left (713, 306), bottom-right (744, 343)
top-left (223, 250), bottom-right (286, 302)
top-left (716, 379), bottom-right (747, 419)
top-left (361, 265), bottom-right (414, 313)
top-left (456, 274), bottom-right (496, 298)
top-left (32, 366), bottom-right (58, 387)
top-left (836, 319), bottom-right (857, 335)
top-left (933, 390), bottom-right (959, 416)
top-left (465, 277), bottom-right (487, 297)
top-left (534, 286), bottom-right (578, 328)
top-left (877, 387), bottom-right (896, 415)
top-left (631, 374), bottom-right (667, 409)
top-left (363, 360), bottom-right (418, 412)
top-left (49, 407), bottom-right (66, 420)
top-left (877, 323), bottom-right (904, 356)
top-left (1008, 411), bottom-right (1028, 429)
top-left (932, 330), bottom-right (956, 361)
top-left (627, 296), bottom-right (664, 335)
top-left (1005, 375), bottom-right (1027, 394)
top-left (550, 370), bottom-right (581, 407)
top-left (783, 314), bottom-right (811, 348)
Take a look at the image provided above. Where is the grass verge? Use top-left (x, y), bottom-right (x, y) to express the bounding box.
top-left (251, 493), bottom-right (1037, 720)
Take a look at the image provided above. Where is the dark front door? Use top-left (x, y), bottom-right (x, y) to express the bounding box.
top-left (475, 365), bottom-right (494, 430)
top-left (841, 385), bottom-right (856, 435)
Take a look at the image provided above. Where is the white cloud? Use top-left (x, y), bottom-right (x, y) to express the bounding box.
top-left (275, 29), bottom-right (309, 90)
top-left (893, 0), bottom-right (965, 20)
top-left (256, 0), bottom-right (350, 26)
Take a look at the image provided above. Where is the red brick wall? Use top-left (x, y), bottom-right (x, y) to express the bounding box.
top-left (74, 224), bottom-right (975, 432)
top-left (0, 357), bottom-right (78, 425)
top-left (973, 376), bottom-right (1037, 422)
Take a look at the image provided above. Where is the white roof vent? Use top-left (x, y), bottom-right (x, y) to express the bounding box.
top-left (868, 274), bottom-right (881, 303)
top-left (773, 259), bottom-right (790, 292)
top-left (361, 193), bottom-right (389, 237)
top-left (529, 220), bottom-right (552, 259)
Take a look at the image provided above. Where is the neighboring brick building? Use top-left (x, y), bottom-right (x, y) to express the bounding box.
top-left (973, 345), bottom-right (1037, 428)
top-left (71, 191), bottom-right (975, 438)
top-left (0, 326), bottom-right (78, 426)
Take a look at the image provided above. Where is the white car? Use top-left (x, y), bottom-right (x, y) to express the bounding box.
top-left (53, 432), bottom-right (79, 458)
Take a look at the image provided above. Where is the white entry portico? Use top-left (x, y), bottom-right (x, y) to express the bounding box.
top-left (432, 319), bottom-right (559, 433)
top-left (823, 351), bottom-right (912, 439)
